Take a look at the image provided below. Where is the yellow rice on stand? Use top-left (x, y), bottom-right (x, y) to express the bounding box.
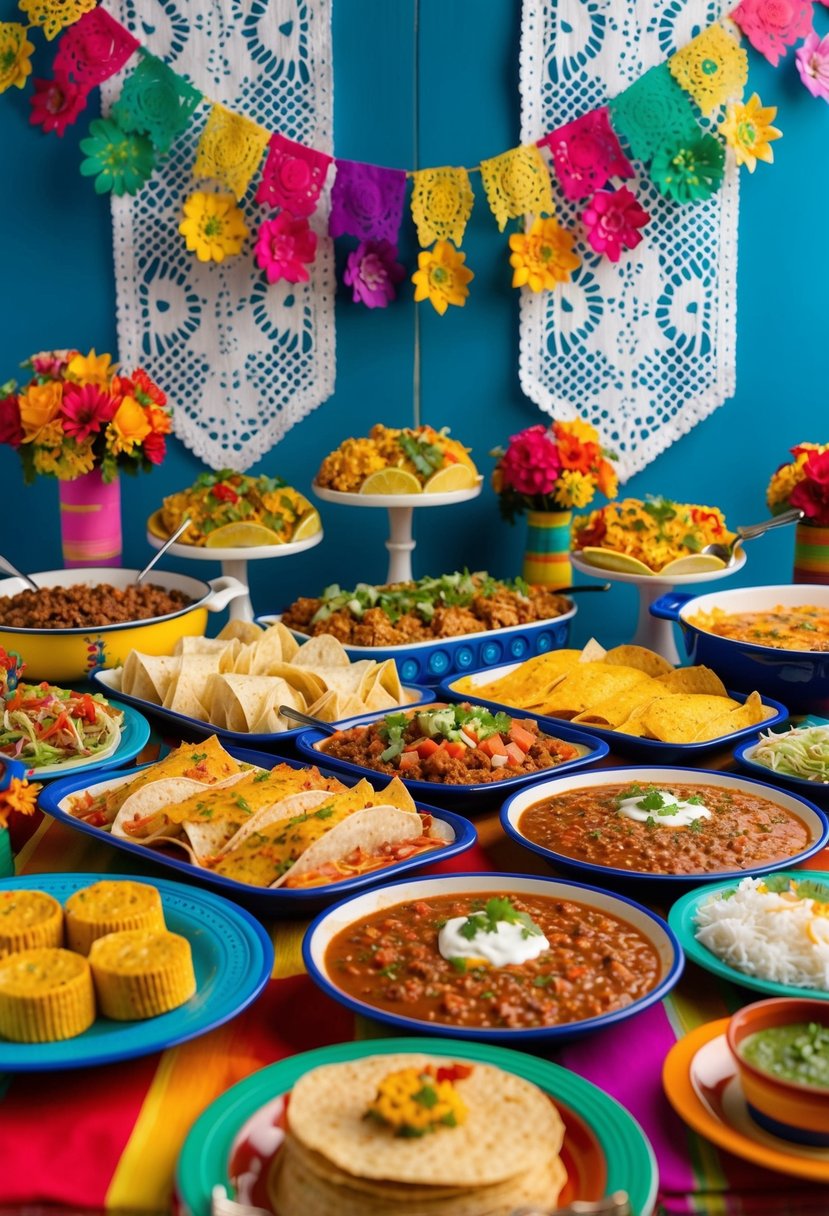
top-left (572, 498), bottom-right (733, 572)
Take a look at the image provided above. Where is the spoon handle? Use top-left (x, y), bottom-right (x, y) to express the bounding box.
top-left (737, 508), bottom-right (804, 542)
top-left (0, 556), bottom-right (39, 592)
top-left (278, 705), bottom-right (339, 735)
top-left (135, 518), bottom-right (192, 584)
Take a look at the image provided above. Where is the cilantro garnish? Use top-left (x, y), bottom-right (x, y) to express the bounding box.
top-left (190, 752), bottom-right (207, 763)
top-left (637, 789), bottom-right (667, 812)
top-left (456, 897), bottom-right (543, 941)
top-left (688, 818), bottom-right (704, 834)
top-left (314, 806), bottom-right (335, 820)
top-left (398, 434), bottom-right (446, 477)
top-left (687, 793), bottom-right (704, 805)
top-left (413, 1084), bottom-right (439, 1109)
top-left (253, 771), bottom-right (270, 783)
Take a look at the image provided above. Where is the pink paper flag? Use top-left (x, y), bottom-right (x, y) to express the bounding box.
top-left (53, 8), bottom-right (139, 90)
top-left (255, 133), bottom-right (332, 217)
top-left (539, 107), bottom-right (633, 201)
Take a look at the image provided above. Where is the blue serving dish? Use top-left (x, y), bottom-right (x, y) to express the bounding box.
top-left (500, 765), bottom-right (829, 894)
top-left (0, 871), bottom-right (273, 1072)
top-left (650, 584), bottom-right (829, 715)
top-left (733, 716), bottom-right (829, 798)
top-left (302, 870), bottom-right (684, 1043)
top-left (91, 667), bottom-right (433, 754)
top-left (293, 702), bottom-right (609, 811)
top-left (258, 605), bottom-right (576, 685)
top-left (437, 661), bottom-right (788, 764)
top-left (38, 746), bottom-right (477, 916)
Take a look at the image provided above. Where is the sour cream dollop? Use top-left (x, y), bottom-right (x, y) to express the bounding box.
top-left (617, 788), bottom-right (712, 829)
top-left (438, 916), bottom-right (550, 968)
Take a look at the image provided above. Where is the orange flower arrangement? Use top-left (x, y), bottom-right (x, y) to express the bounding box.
top-left (492, 419), bottom-right (617, 523)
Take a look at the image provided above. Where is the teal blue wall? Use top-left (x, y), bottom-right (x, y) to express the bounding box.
top-left (1, 1), bottom-right (827, 646)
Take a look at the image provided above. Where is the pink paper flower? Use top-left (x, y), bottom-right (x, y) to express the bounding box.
top-left (499, 425), bottom-right (562, 497)
top-left (29, 76), bottom-right (87, 137)
top-left (254, 214), bottom-right (317, 285)
top-left (60, 383), bottom-right (116, 443)
top-left (796, 30), bottom-right (829, 100)
top-left (343, 240), bottom-right (405, 308)
top-left (581, 187), bottom-right (650, 263)
top-left (0, 396), bottom-right (23, 448)
top-left (730, 0), bottom-right (813, 66)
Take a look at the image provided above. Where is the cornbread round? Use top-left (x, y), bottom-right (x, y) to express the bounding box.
top-left (0, 948), bottom-right (95, 1042)
top-left (0, 890), bottom-right (63, 958)
top-left (64, 880), bottom-right (165, 955)
top-left (283, 1055), bottom-right (565, 1187)
top-left (89, 929), bottom-right (196, 1020)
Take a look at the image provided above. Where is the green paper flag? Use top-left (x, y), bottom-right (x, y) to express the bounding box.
top-left (112, 52), bottom-right (202, 155)
top-left (609, 63), bottom-right (700, 164)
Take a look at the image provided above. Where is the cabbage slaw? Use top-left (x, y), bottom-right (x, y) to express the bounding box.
top-left (750, 723), bottom-right (829, 785)
top-left (1, 683), bottom-right (123, 771)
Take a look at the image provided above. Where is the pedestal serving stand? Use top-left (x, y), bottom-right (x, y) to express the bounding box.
top-left (571, 550), bottom-right (747, 664)
top-left (312, 483), bottom-right (482, 584)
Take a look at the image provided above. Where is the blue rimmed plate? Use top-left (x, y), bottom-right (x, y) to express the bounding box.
top-left (16, 703), bottom-right (150, 781)
top-left (91, 667), bottom-right (433, 755)
top-left (293, 703), bottom-right (609, 811)
top-left (38, 748), bottom-right (477, 916)
top-left (500, 766), bottom-right (829, 892)
top-left (438, 661), bottom-right (788, 764)
top-left (669, 870), bottom-right (829, 1001)
top-left (734, 717), bottom-right (829, 798)
top-left (302, 871), bottom-right (683, 1044)
top-left (0, 871), bottom-right (273, 1071)
top-left (176, 1037), bottom-right (658, 1216)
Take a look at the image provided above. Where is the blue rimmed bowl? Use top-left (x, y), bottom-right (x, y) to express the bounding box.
top-left (91, 667), bottom-right (433, 755)
top-left (650, 584), bottom-right (829, 714)
top-left (438, 661), bottom-right (788, 764)
top-left (734, 719), bottom-right (829, 799)
top-left (258, 605), bottom-right (576, 685)
top-left (38, 747), bottom-right (477, 917)
top-left (302, 870), bottom-right (683, 1044)
top-left (500, 766), bottom-right (829, 893)
top-left (293, 703), bottom-right (608, 811)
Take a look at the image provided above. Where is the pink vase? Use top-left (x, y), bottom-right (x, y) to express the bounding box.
top-left (58, 469), bottom-right (122, 568)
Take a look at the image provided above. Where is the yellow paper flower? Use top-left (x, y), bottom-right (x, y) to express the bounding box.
top-left (509, 217), bottom-right (580, 292)
top-left (179, 191), bottom-right (249, 263)
top-left (18, 381), bottom-right (63, 443)
top-left (67, 349), bottom-right (114, 385)
top-left (554, 469), bottom-right (595, 509)
top-left (108, 396), bottom-right (152, 454)
top-left (0, 23), bottom-right (34, 94)
top-left (0, 777), bottom-right (40, 827)
top-left (720, 94), bottom-right (781, 173)
top-left (412, 241), bottom-right (474, 316)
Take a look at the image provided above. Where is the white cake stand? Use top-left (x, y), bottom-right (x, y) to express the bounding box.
top-left (571, 550), bottom-right (747, 664)
top-left (312, 482), bottom-right (482, 584)
top-left (145, 526), bottom-right (324, 622)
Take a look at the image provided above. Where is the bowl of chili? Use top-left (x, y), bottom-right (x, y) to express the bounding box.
top-left (0, 569), bottom-right (248, 683)
top-left (302, 871), bottom-right (683, 1042)
top-left (294, 702), bottom-right (608, 810)
top-left (500, 766), bottom-right (829, 891)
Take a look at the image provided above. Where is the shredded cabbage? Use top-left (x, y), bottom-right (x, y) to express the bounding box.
top-left (0, 684), bottom-right (123, 769)
top-left (750, 724), bottom-right (829, 784)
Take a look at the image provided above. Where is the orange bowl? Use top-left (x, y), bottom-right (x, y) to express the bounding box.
top-left (727, 997), bottom-right (829, 1146)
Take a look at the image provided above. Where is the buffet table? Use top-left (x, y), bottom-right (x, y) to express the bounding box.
top-left (3, 741), bottom-right (827, 1216)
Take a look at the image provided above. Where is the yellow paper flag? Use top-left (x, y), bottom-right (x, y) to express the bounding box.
top-left (193, 103), bottom-right (270, 200)
top-left (480, 145), bottom-right (554, 232)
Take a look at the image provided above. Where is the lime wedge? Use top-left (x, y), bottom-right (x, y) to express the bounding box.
top-left (359, 469), bottom-right (422, 495)
top-left (578, 547), bottom-right (656, 576)
top-left (205, 523), bottom-right (284, 548)
top-left (292, 509), bottom-right (322, 541)
top-left (423, 465), bottom-right (479, 493)
top-left (659, 554), bottom-right (727, 576)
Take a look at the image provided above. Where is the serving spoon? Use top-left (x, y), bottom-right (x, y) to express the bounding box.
top-left (134, 517), bottom-right (192, 584)
top-left (278, 705), bottom-right (339, 734)
top-left (0, 554), bottom-right (39, 592)
top-left (700, 506), bottom-right (804, 563)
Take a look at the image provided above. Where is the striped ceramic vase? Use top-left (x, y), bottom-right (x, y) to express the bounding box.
top-left (793, 523), bottom-right (829, 585)
top-left (522, 510), bottom-right (572, 588)
top-left (59, 468), bottom-right (122, 568)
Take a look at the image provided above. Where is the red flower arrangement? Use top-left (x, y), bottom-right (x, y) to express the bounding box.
top-left (492, 420), bottom-right (618, 523)
top-left (767, 443), bottom-right (829, 528)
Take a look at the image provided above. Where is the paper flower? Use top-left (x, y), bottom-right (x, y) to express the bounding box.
top-left (179, 191), bottom-right (249, 263)
top-left (650, 134), bottom-right (725, 202)
top-left (18, 0), bottom-right (96, 42)
top-left (343, 240), bottom-right (406, 308)
top-left (79, 118), bottom-right (155, 196)
top-left (254, 214), bottom-right (317, 285)
top-left (0, 22), bottom-right (34, 93)
top-left (796, 30), bottom-right (829, 101)
top-left (412, 241), bottom-right (474, 315)
top-left (581, 188), bottom-right (650, 262)
top-left (720, 94), bottom-right (782, 172)
top-left (29, 76), bottom-right (88, 136)
top-left (508, 217), bottom-right (580, 292)
top-left (60, 383), bottom-right (116, 443)
top-left (0, 776), bottom-right (40, 827)
top-left (730, 0), bottom-right (813, 66)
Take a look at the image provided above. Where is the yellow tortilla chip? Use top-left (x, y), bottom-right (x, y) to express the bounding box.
top-left (537, 663), bottom-right (651, 718)
top-left (579, 638), bottom-right (607, 663)
top-left (692, 691), bottom-right (776, 741)
top-left (371, 776), bottom-right (416, 814)
top-left (572, 676), bottom-right (663, 728)
top-left (640, 694), bottom-right (738, 743)
top-left (654, 666), bottom-right (728, 696)
top-left (217, 620), bottom-right (264, 645)
top-left (173, 637), bottom-right (230, 657)
top-left (457, 650), bottom-right (582, 708)
top-left (603, 645), bottom-right (674, 678)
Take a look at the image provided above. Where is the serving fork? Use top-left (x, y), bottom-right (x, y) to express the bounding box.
top-left (210, 1182), bottom-right (632, 1216)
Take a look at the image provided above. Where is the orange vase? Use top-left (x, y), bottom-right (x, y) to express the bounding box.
top-left (793, 523), bottom-right (829, 585)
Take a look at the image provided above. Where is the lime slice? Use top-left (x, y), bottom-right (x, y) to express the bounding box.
top-left (359, 469), bottom-right (422, 495)
top-left (292, 509), bottom-right (322, 541)
top-left (423, 465), bottom-right (479, 493)
top-left (204, 522), bottom-right (284, 548)
top-left (146, 510), bottom-right (171, 541)
top-left (659, 554), bottom-right (727, 576)
top-left (578, 547), bottom-right (656, 576)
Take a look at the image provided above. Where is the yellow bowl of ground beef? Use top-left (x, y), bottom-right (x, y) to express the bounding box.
top-left (0, 569), bottom-right (247, 683)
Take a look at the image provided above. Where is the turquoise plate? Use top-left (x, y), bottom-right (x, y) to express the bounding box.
top-left (0, 872), bottom-right (273, 1071)
top-left (669, 869), bottom-right (829, 1001)
top-left (176, 1038), bottom-right (658, 1216)
top-left (18, 703), bottom-right (150, 782)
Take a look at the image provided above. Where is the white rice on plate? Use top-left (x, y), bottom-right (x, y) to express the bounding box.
top-left (694, 876), bottom-right (829, 991)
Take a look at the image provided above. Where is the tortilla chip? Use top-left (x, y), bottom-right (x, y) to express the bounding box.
top-left (460, 650), bottom-right (581, 709)
top-left (537, 663), bottom-right (651, 718)
top-left (579, 638), bottom-right (607, 663)
top-left (218, 620), bottom-right (263, 645)
top-left (374, 776), bottom-right (417, 814)
top-left (603, 645), bottom-right (673, 677)
top-left (363, 683), bottom-right (399, 712)
top-left (372, 658), bottom-right (404, 704)
top-left (693, 691), bottom-right (776, 741)
top-left (173, 637), bottom-right (230, 657)
top-left (640, 694), bottom-right (738, 743)
top-left (654, 666), bottom-right (728, 696)
top-left (292, 635), bottom-right (351, 669)
top-left (572, 676), bottom-right (662, 728)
